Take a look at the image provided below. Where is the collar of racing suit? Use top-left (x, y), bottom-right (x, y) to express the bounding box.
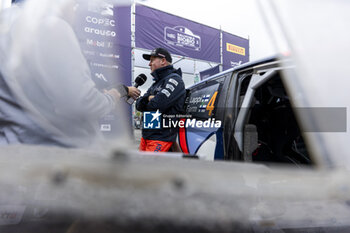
top-left (151, 65), bottom-right (182, 82)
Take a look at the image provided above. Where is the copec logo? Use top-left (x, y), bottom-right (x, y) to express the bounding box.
top-left (86, 16), bottom-right (116, 27)
top-left (143, 110), bottom-right (221, 130)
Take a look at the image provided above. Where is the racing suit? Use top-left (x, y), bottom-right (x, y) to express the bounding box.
top-left (136, 65), bottom-right (185, 152)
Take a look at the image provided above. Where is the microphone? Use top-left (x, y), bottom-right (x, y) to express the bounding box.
top-left (126, 74), bottom-right (147, 104)
top-left (134, 73), bottom-right (147, 88)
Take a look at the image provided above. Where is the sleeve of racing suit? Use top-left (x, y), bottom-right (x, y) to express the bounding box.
top-left (146, 75), bottom-right (185, 112)
top-left (135, 88), bottom-right (152, 112)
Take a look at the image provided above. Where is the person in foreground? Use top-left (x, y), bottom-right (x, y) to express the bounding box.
top-left (0, 2), bottom-right (140, 147)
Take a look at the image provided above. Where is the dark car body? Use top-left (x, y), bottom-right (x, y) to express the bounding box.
top-left (180, 56), bottom-right (311, 166)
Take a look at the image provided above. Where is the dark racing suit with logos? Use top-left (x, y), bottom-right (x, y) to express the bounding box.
top-left (136, 65), bottom-right (186, 142)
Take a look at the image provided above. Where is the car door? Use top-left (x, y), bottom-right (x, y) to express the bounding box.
top-left (179, 73), bottom-right (230, 160)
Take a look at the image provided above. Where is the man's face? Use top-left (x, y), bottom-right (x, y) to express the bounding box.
top-left (149, 56), bottom-right (166, 72)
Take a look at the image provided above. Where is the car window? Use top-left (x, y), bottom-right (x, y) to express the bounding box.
top-left (231, 67), bottom-right (313, 166)
top-left (235, 72), bottom-right (253, 111)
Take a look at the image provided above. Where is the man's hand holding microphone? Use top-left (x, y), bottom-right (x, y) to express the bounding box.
top-left (125, 73), bottom-right (147, 104)
top-left (127, 86), bottom-right (141, 100)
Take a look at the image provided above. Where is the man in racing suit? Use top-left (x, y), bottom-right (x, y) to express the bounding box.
top-left (136, 48), bottom-right (185, 152)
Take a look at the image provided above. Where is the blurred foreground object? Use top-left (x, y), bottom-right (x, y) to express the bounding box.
top-left (1, 145), bottom-right (350, 233)
top-left (0, 0), bottom-right (130, 147)
top-left (258, 0), bottom-right (350, 168)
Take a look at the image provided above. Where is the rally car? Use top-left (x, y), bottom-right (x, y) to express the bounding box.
top-left (179, 56), bottom-right (313, 167)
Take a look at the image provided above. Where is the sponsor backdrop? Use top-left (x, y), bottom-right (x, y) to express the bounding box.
top-left (74, 2), bottom-right (132, 136)
top-left (74, 2), bottom-right (131, 89)
top-left (199, 65), bottom-right (220, 81)
top-left (135, 5), bottom-right (221, 63)
top-left (222, 31), bottom-right (250, 70)
top-left (12, 2), bottom-right (248, 82)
